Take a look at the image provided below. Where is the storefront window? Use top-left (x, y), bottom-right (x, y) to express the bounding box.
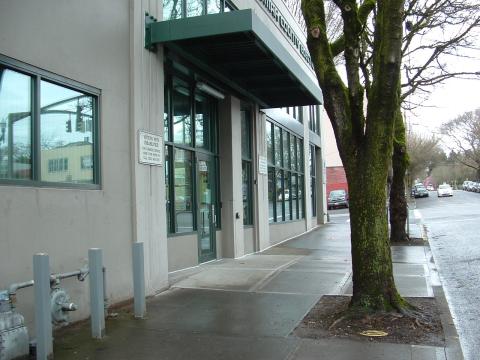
top-left (164, 73), bottom-right (220, 235)
top-left (266, 119), bottom-right (304, 223)
top-left (174, 149), bottom-right (194, 233)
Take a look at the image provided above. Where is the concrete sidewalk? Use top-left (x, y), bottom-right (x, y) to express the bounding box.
top-left (54, 219), bottom-right (462, 360)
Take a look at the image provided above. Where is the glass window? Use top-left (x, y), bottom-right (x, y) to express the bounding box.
top-left (173, 80), bottom-right (192, 146)
top-left (290, 134), bottom-right (296, 171)
top-left (165, 73), bottom-right (220, 235)
top-left (284, 172), bottom-right (291, 220)
top-left (195, 93), bottom-right (211, 150)
top-left (165, 145), bottom-right (172, 232)
top-left (241, 109), bottom-right (253, 225)
top-left (164, 86), bottom-right (170, 142)
top-left (207, 0), bottom-right (221, 14)
top-left (163, 0), bottom-right (183, 20)
top-left (299, 175), bottom-right (304, 218)
top-left (268, 168), bottom-right (274, 223)
top-left (266, 120), bottom-right (305, 223)
top-left (0, 64), bottom-right (99, 186)
top-left (291, 173), bottom-right (298, 219)
top-left (174, 149), bottom-right (194, 233)
top-left (266, 121), bottom-right (273, 165)
top-left (186, 0), bottom-right (204, 17)
top-left (297, 139), bottom-right (303, 171)
top-left (0, 68), bottom-right (32, 180)
top-left (40, 80), bottom-right (95, 184)
top-left (282, 130), bottom-right (289, 169)
top-left (310, 145), bottom-right (317, 217)
top-left (276, 169), bottom-right (283, 222)
top-left (274, 125), bottom-right (282, 167)
top-left (242, 161), bottom-right (252, 225)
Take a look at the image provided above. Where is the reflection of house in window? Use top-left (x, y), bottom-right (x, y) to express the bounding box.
top-left (48, 158), bottom-right (68, 173)
top-left (41, 141), bottom-right (93, 183)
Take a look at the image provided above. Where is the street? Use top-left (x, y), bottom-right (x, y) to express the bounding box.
top-left (415, 190), bottom-right (480, 360)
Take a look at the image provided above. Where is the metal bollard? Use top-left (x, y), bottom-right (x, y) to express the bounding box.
top-left (33, 253), bottom-right (53, 360)
top-left (132, 242), bottom-right (146, 318)
top-left (88, 248), bottom-right (105, 339)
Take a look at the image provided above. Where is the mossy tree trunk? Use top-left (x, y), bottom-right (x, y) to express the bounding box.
top-left (302, 0), bottom-right (408, 311)
top-left (389, 111), bottom-right (410, 243)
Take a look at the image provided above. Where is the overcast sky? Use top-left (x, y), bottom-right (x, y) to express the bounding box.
top-left (406, 61), bottom-right (479, 139)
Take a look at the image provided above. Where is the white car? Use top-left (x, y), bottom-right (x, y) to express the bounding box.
top-left (437, 184), bottom-right (453, 197)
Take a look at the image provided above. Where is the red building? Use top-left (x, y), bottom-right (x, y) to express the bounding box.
top-left (326, 166), bottom-right (349, 196)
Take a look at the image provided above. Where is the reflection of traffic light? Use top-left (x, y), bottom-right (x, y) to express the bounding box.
top-left (76, 117), bottom-right (84, 132)
top-left (66, 119), bottom-right (72, 133)
top-left (76, 105), bottom-right (84, 132)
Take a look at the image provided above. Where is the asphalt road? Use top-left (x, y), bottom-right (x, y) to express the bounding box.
top-left (415, 189), bottom-right (480, 360)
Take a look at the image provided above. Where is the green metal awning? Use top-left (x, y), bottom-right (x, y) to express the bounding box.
top-left (145, 10), bottom-right (323, 108)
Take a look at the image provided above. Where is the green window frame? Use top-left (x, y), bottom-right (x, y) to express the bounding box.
top-left (0, 55), bottom-right (100, 189)
top-left (164, 71), bottom-right (221, 235)
top-left (266, 119), bottom-right (304, 223)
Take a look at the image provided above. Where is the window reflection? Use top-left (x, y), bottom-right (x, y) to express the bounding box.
top-left (292, 174), bottom-right (298, 219)
top-left (274, 125), bottom-right (282, 167)
top-left (195, 94), bottom-right (211, 150)
top-left (0, 68), bottom-right (32, 180)
top-left (40, 81), bottom-right (94, 183)
top-left (187, 0), bottom-right (204, 17)
top-left (276, 170), bottom-right (283, 221)
top-left (268, 169), bottom-right (275, 223)
top-left (266, 122), bottom-right (273, 165)
top-left (283, 129), bottom-right (290, 169)
top-left (173, 81), bottom-right (192, 146)
top-left (163, 0), bottom-right (182, 20)
top-left (174, 149), bottom-right (194, 233)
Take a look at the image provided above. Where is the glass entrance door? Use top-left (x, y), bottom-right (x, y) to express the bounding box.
top-left (197, 153), bottom-right (216, 263)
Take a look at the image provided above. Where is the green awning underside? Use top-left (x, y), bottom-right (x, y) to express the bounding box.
top-left (146, 9), bottom-right (323, 108)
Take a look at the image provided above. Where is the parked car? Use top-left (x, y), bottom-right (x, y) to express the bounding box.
top-left (473, 182), bottom-right (480, 193)
top-left (437, 183), bottom-right (453, 197)
top-left (467, 182), bottom-right (477, 192)
top-left (327, 189), bottom-right (349, 209)
top-left (463, 181), bottom-right (472, 191)
top-left (412, 184), bottom-right (429, 198)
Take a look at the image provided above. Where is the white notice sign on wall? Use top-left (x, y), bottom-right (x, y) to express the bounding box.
top-left (258, 155), bottom-right (268, 175)
top-left (138, 130), bottom-right (163, 166)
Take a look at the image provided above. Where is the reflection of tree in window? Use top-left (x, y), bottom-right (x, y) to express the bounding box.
top-left (173, 84), bottom-right (192, 146)
top-left (163, 0), bottom-right (182, 20)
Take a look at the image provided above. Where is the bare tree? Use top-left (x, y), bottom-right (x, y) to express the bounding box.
top-left (389, 0), bottom-right (480, 242)
top-left (407, 131), bottom-right (446, 182)
top-left (441, 108), bottom-right (480, 178)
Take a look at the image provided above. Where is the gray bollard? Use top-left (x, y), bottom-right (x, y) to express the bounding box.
top-left (132, 242), bottom-right (146, 318)
top-left (33, 253), bottom-right (53, 360)
top-left (89, 248), bottom-right (105, 338)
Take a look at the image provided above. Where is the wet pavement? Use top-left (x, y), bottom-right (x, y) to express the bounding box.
top-left (53, 212), bottom-right (461, 359)
top-left (416, 190), bottom-right (480, 360)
